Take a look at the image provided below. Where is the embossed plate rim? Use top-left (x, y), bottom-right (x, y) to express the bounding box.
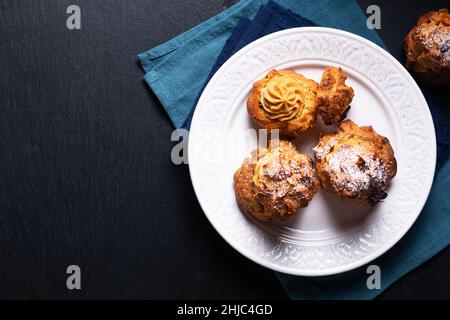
top-left (188, 27), bottom-right (436, 276)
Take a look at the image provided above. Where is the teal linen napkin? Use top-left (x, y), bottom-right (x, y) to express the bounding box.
top-left (138, 0), bottom-right (450, 299)
top-left (138, 0), bottom-right (383, 128)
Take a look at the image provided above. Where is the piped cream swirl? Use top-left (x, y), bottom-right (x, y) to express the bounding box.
top-left (260, 75), bottom-right (304, 121)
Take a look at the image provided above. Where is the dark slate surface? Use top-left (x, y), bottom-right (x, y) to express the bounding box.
top-left (0, 0), bottom-right (448, 299)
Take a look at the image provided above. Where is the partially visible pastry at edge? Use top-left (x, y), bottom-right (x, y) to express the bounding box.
top-left (234, 140), bottom-right (319, 221)
top-left (247, 69), bottom-right (318, 138)
top-left (404, 8), bottom-right (450, 86)
top-left (317, 67), bottom-right (354, 125)
top-left (313, 120), bottom-right (397, 206)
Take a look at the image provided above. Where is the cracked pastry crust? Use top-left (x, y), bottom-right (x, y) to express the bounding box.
top-left (313, 120), bottom-right (397, 206)
top-left (247, 69), bottom-right (318, 138)
top-left (317, 67), bottom-right (354, 125)
top-left (234, 140), bottom-right (319, 221)
top-left (404, 8), bottom-right (450, 86)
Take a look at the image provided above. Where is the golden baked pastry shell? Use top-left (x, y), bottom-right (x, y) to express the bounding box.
top-left (314, 120), bottom-right (397, 206)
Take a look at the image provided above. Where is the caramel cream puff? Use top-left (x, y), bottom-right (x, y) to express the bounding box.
top-left (247, 70), bottom-right (318, 138)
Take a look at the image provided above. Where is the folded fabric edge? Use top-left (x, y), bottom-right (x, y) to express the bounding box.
top-left (143, 70), bottom-right (185, 128)
top-left (137, 52), bottom-right (153, 74)
top-left (137, 0), bottom-right (263, 74)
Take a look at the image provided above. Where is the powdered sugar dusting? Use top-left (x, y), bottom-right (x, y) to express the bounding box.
top-left (327, 145), bottom-right (388, 198)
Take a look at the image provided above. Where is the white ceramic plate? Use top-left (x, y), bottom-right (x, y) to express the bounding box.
top-left (188, 27), bottom-right (436, 276)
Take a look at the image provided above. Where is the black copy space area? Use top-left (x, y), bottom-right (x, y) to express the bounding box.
top-left (0, 0), bottom-right (449, 299)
